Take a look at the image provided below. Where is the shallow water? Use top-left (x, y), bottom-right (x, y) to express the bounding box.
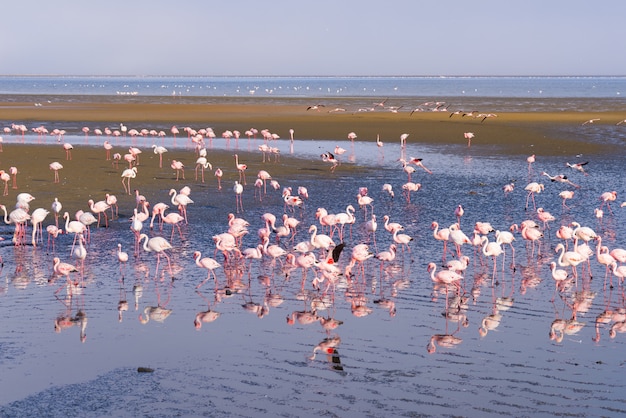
top-left (1, 129), bottom-right (626, 417)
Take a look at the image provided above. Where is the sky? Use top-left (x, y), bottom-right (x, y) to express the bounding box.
top-left (2, 0), bottom-right (626, 76)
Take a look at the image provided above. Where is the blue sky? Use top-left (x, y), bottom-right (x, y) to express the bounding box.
top-left (2, 0), bottom-right (625, 76)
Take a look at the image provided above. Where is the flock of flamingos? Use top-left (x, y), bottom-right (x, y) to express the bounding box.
top-left (2, 115), bottom-right (626, 354)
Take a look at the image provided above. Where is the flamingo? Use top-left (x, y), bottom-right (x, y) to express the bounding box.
top-left (321, 152), bottom-right (339, 172)
top-left (257, 170), bottom-right (272, 194)
top-left (527, 154), bottom-right (535, 174)
top-left (454, 205), bottom-right (464, 226)
top-left (193, 251), bottom-right (222, 289)
top-left (121, 167), bottom-right (137, 195)
top-left (308, 225), bottom-right (335, 254)
top-left (495, 229), bottom-right (516, 269)
top-left (536, 208), bottom-right (555, 230)
top-left (195, 157), bottom-right (212, 183)
top-left (596, 237), bottom-right (616, 287)
top-left (49, 162), bottom-right (63, 183)
top-left (117, 243), bottom-right (129, 276)
top-left (63, 211), bottom-right (86, 254)
top-left (383, 215), bottom-right (404, 234)
top-left (549, 262), bottom-right (569, 301)
top-left (138, 233), bottom-right (173, 277)
top-left (0, 205), bottom-right (30, 246)
top-left (214, 168), bottom-right (223, 190)
top-left (0, 170), bottom-right (10, 196)
top-left (233, 181), bottom-right (244, 213)
top-left (481, 236), bottom-right (503, 282)
top-left (87, 199), bottom-right (110, 227)
top-left (427, 262), bottom-right (462, 305)
top-left (30, 208), bottom-right (49, 247)
top-left (52, 257), bottom-right (79, 282)
top-left (431, 221), bottom-right (450, 262)
top-left (9, 166), bottom-right (17, 190)
top-left (46, 225), bottom-right (63, 252)
top-left (162, 212), bottom-right (185, 242)
top-left (524, 182), bottom-right (544, 211)
top-left (152, 144), bottom-right (168, 168)
top-left (599, 191), bottom-right (617, 214)
top-left (63, 143), bottom-right (73, 160)
top-left (559, 190), bottom-right (575, 209)
top-left (392, 228), bottom-right (413, 253)
top-left (169, 188), bottom-right (193, 223)
top-left (105, 193), bottom-right (119, 220)
top-left (170, 160), bottom-right (185, 181)
top-left (73, 235), bottom-right (88, 272)
top-left (103, 141), bottom-right (113, 160)
top-left (401, 182), bottom-right (421, 203)
top-left (234, 154), bottom-right (247, 185)
top-left (555, 243), bottom-right (585, 281)
top-left (448, 223), bottom-right (471, 257)
top-left (376, 244), bottom-right (397, 272)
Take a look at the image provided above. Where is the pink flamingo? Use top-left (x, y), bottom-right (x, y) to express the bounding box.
top-left (152, 145), bottom-right (168, 168)
top-left (9, 166), bottom-right (17, 190)
top-left (524, 182), bottom-right (544, 211)
top-left (138, 233), bottom-right (173, 277)
top-left (121, 167), bottom-right (137, 195)
top-left (195, 157), bottom-right (211, 183)
top-left (117, 243), bottom-right (129, 276)
top-left (527, 154), bottom-right (535, 175)
top-left (549, 261), bottom-right (569, 301)
top-left (0, 170), bottom-right (10, 196)
top-left (104, 141), bottom-right (113, 160)
top-left (193, 251), bottom-right (221, 289)
top-left (49, 162), bottom-right (63, 183)
top-left (559, 190), bottom-right (574, 209)
top-left (234, 154), bottom-right (247, 185)
top-left (427, 262), bottom-right (462, 305)
top-left (599, 191), bottom-right (617, 214)
top-left (233, 181), bottom-right (244, 213)
top-left (376, 243), bottom-right (397, 273)
top-left (431, 221), bottom-right (450, 261)
top-left (46, 225), bottom-right (63, 252)
top-left (105, 193), bottom-right (118, 220)
top-left (63, 211), bottom-right (86, 255)
top-left (162, 212), bottom-right (185, 241)
top-left (170, 160), bottom-right (185, 181)
top-left (214, 168), bottom-right (223, 190)
top-left (88, 199), bottom-right (110, 228)
top-left (63, 143), bottom-right (73, 160)
top-left (169, 188), bottom-right (193, 224)
top-left (481, 236), bottom-right (503, 282)
top-left (149, 202), bottom-right (169, 230)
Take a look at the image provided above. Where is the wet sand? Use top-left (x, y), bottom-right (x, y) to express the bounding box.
top-left (0, 100), bottom-right (618, 153)
top-left (0, 100), bottom-right (616, 217)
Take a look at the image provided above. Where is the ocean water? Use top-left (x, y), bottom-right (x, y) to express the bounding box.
top-left (0, 77), bottom-right (626, 417)
top-left (1, 75), bottom-right (626, 112)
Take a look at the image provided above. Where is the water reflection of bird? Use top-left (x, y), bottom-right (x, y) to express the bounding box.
top-left (427, 334), bottom-right (463, 353)
top-left (194, 309), bottom-right (221, 329)
top-left (139, 306), bottom-right (172, 324)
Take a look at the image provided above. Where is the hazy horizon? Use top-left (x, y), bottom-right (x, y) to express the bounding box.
top-left (2, 1), bottom-right (625, 77)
